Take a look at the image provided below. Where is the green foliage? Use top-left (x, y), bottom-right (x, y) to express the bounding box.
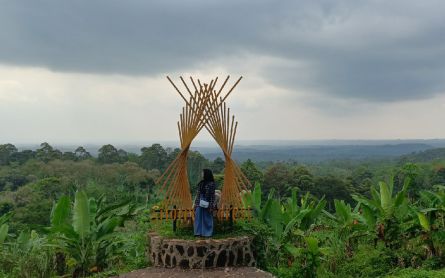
top-left (4, 177), bottom-right (66, 232)
top-left (50, 191), bottom-right (141, 276)
top-left (139, 144), bottom-right (168, 171)
top-left (313, 175), bottom-right (354, 209)
top-left (387, 268), bottom-right (445, 278)
top-left (239, 219), bottom-right (277, 269)
top-left (75, 146), bottom-right (92, 160)
top-left (334, 244), bottom-right (394, 278)
top-left (323, 200), bottom-right (365, 254)
top-left (0, 224), bottom-right (8, 245)
top-left (98, 144), bottom-right (121, 164)
top-left (210, 157), bottom-right (225, 174)
top-left (277, 237), bottom-right (324, 278)
top-left (187, 150), bottom-right (210, 192)
top-left (352, 177), bottom-right (412, 246)
top-left (243, 183), bottom-right (327, 276)
top-left (0, 144), bottom-right (18, 166)
top-left (36, 142), bottom-right (62, 163)
top-left (0, 230), bottom-right (54, 278)
top-left (241, 159), bottom-right (264, 186)
top-left (1, 143), bottom-right (445, 277)
top-left (263, 163), bottom-right (292, 198)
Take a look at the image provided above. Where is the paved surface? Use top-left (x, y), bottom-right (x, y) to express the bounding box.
top-left (113, 267), bottom-right (274, 278)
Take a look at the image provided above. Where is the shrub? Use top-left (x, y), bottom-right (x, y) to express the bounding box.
top-left (335, 244), bottom-right (394, 278)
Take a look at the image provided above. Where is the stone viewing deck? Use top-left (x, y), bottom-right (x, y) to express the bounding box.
top-left (113, 267), bottom-right (274, 277)
top-left (148, 232), bottom-right (256, 269)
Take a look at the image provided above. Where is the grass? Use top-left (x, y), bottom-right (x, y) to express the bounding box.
top-left (386, 268), bottom-right (445, 278)
top-left (152, 220), bottom-right (252, 240)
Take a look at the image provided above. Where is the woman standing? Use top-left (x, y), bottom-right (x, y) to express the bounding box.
top-left (194, 169), bottom-right (216, 237)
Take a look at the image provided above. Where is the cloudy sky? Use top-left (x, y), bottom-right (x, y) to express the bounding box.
top-left (0, 0), bottom-right (444, 144)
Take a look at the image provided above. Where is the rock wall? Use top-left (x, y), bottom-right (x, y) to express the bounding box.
top-left (148, 232), bottom-right (256, 269)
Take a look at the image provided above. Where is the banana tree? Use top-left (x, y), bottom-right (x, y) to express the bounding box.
top-left (242, 183), bottom-right (284, 236)
top-left (250, 185), bottom-right (326, 240)
top-left (0, 224), bottom-right (8, 247)
top-left (242, 181), bottom-right (263, 215)
top-left (419, 187), bottom-right (445, 229)
top-left (50, 191), bottom-right (141, 276)
top-left (323, 200), bottom-right (366, 255)
top-left (0, 212), bottom-right (12, 249)
top-left (284, 236), bottom-right (326, 278)
top-left (352, 177), bottom-right (412, 247)
top-left (416, 186), bottom-right (445, 257)
top-left (261, 187), bottom-right (326, 270)
top-left (242, 184), bottom-right (326, 268)
top-left (282, 190), bottom-right (326, 238)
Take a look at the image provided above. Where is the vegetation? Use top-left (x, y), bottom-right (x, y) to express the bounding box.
top-left (0, 142), bottom-right (445, 277)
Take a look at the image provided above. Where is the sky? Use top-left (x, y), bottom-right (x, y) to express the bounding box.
top-left (0, 0), bottom-right (444, 144)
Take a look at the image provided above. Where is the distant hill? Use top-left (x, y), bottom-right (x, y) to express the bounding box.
top-left (202, 143), bottom-right (435, 163)
top-left (399, 148), bottom-right (445, 163)
top-left (14, 139), bottom-right (445, 163)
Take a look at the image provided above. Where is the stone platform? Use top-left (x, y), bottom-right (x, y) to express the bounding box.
top-left (113, 267), bottom-right (273, 277)
top-left (148, 232), bottom-right (256, 269)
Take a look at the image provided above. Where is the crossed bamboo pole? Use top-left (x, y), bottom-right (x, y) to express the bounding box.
top-left (156, 76), bottom-right (251, 212)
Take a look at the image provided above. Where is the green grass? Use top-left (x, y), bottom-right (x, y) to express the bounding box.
top-left (153, 220), bottom-right (252, 240)
top-left (386, 268), bottom-right (445, 278)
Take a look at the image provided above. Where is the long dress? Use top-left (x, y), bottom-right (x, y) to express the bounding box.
top-left (194, 180), bottom-right (216, 237)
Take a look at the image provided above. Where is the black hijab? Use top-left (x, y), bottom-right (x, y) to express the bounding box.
top-left (202, 169), bottom-right (215, 183)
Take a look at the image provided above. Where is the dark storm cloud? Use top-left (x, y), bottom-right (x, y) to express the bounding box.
top-left (0, 0), bottom-right (444, 101)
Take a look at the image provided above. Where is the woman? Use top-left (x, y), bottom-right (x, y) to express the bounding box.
top-left (194, 169), bottom-right (216, 237)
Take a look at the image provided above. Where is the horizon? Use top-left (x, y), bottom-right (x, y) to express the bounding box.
top-left (7, 138), bottom-right (445, 150)
top-left (7, 138), bottom-right (444, 163)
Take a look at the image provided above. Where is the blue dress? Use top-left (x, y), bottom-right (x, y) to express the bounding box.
top-left (194, 181), bottom-right (216, 237)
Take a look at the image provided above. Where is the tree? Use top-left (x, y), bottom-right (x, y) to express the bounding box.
top-left (395, 162), bottom-right (422, 196)
top-left (36, 142), bottom-right (62, 163)
top-left (74, 146), bottom-right (91, 160)
top-left (165, 147), bottom-right (181, 165)
top-left (0, 143), bottom-right (18, 165)
top-left (98, 144), bottom-right (120, 164)
top-left (5, 177), bottom-right (69, 232)
top-left (241, 159), bottom-right (264, 186)
top-left (139, 144), bottom-right (168, 171)
top-left (210, 157), bottom-right (225, 174)
top-left (349, 166), bottom-right (373, 196)
top-left (62, 151), bottom-right (76, 161)
top-left (188, 150), bottom-right (210, 192)
top-left (263, 163), bottom-right (291, 198)
top-left (290, 166), bottom-right (314, 193)
top-left (0, 168), bottom-right (29, 191)
top-left (117, 149), bottom-right (128, 163)
top-left (433, 167), bottom-right (445, 185)
top-left (10, 149), bottom-right (35, 164)
top-left (312, 176), bottom-right (354, 210)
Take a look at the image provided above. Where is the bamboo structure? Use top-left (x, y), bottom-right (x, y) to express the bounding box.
top-left (156, 76), bottom-right (252, 215)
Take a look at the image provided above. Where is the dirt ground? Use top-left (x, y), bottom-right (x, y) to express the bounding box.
top-left (113, 267), bottom-right (274, 278)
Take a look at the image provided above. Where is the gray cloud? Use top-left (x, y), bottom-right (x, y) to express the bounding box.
top-left (0, 0), bottom-right (444, 102)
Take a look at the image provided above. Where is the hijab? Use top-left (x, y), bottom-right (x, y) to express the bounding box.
top-left (202, 168), bottom-right (215, 183)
